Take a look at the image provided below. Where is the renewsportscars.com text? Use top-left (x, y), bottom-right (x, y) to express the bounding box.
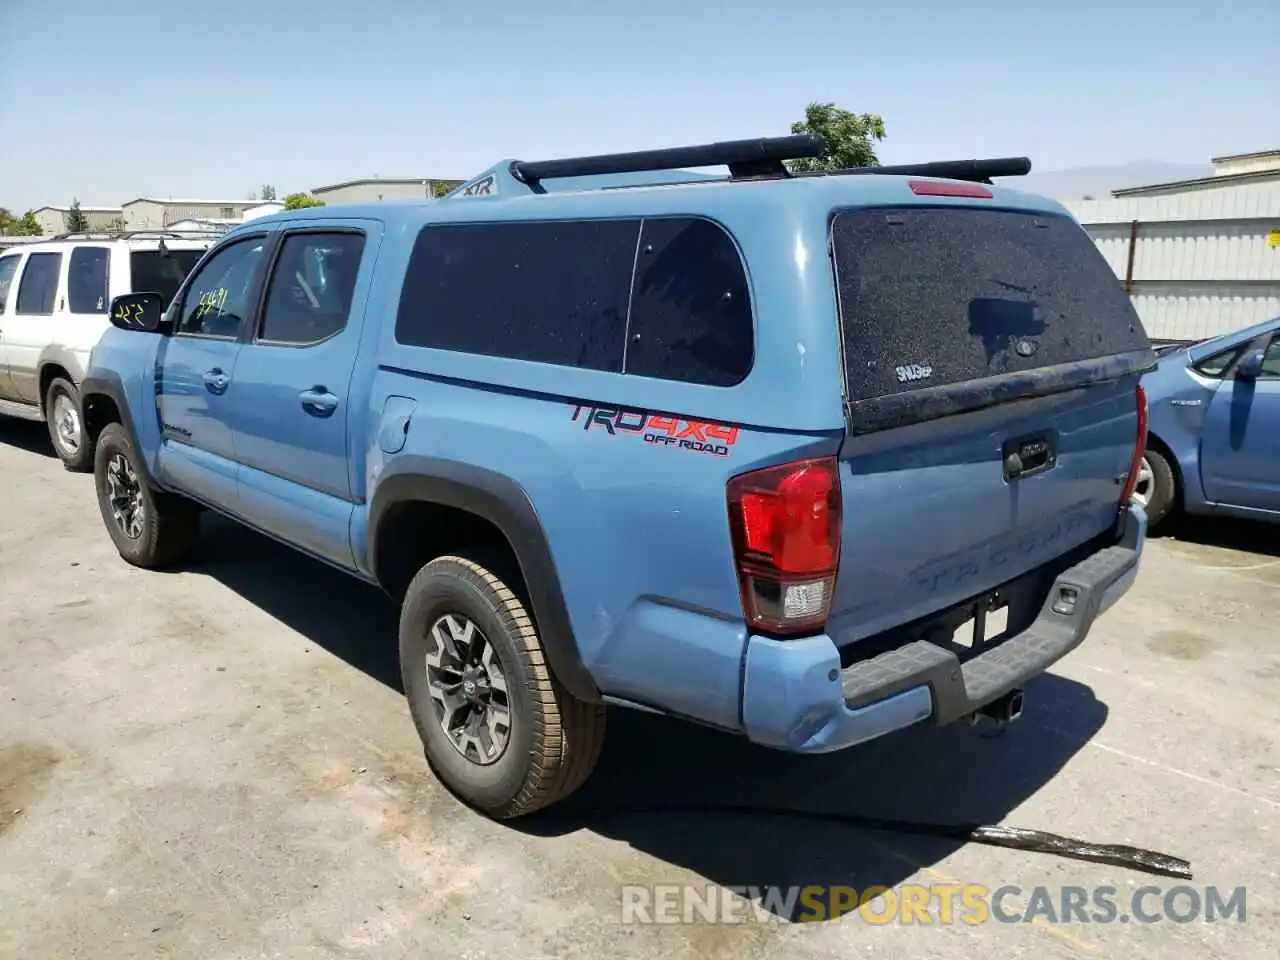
top-left (620, 883), bottom-right (1247, 925)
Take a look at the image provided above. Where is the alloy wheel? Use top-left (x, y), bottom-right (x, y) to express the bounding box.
top-left (424, 613), bottom-right (512, 765)
top-left (105, 453), bottom-right (145, 540)
top-left (53, 393), bottom-right (81, 457)
top-left (1131, 455), bottom-right (1155, 508)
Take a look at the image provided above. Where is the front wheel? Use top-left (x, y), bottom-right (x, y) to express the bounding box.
top-left (45, 377), bottom-right (93, 472)
top-left (93, 423), bottom-right (200, 568)
top-left (399, 555), bottom-right (606, 819)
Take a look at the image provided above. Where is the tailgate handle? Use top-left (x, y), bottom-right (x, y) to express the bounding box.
top-left (1003, 431), bottom-right (1058, 482)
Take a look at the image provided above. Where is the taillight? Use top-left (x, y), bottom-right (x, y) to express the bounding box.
top-left (908, 179), bottom-right (993, 199)
top-left (1120, 384), bottom-right (1149, 506)
top-left (726, 456), bottom-right (841, 635)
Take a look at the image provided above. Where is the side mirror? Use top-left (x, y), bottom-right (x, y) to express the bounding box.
top-left (1236, 349), bottom-right (1265, 380)
top-left (108, 292), bottom-right (166, 333)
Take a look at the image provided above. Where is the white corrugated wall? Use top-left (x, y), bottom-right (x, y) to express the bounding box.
top-left (1060, 180), bottom-right (1280, 342)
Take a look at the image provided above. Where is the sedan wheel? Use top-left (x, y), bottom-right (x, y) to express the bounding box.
top-left (1130, 455), bottom-right (1156, 510)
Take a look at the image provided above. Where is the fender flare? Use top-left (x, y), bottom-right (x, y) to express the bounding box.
top-left (79, 371), bottom-right (157, 488)
top-left (1145, 426), bottom-right (1199, 509)
top-left (368, 456), bottom-right (601, 704)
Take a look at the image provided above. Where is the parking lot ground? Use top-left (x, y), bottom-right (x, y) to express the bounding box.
top-left (1, 417), bottom-right (1276, 960)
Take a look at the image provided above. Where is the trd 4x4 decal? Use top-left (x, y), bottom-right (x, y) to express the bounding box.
top-left (569, 404), bottom-right (739, 457)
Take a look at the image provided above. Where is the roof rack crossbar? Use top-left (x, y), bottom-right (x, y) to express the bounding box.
top-left (509, 134), bottom-right (826, 187)
top-left (816, 156), bottom-right (1032, 184)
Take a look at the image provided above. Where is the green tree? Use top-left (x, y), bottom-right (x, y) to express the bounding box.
top-left (282, 192), bottom-right (325, 210)
top-left (260, 184), bottom-right (277, 201)
top-left (16, 211), bottom-right (42, 235)
top-left (787, 101), bottom-right (886, 173)
top-left (0, 208), bottom-right (13, 235)
top-left (64, 199), bottom-right (89, 232)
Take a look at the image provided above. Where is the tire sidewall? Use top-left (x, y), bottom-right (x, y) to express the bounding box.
top-left (45, 377), bottom-right (92, 471)
top-left (93, 424), bottom-right (159, 563)
top-left (1142, 449), bottom-right (1176, 528)
top-left (399, 560), bottom-right (539, 811)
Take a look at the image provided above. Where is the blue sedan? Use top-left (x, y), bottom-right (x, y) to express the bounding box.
top-left (1137, 316), bottom-right (1280, 530)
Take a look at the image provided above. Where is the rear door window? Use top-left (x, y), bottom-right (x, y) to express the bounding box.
top-left (830, 206), bottom-right (1149, 405)
top-left (258, 231), bottom-right (366, 345)
top-left (15, 251), bottom-right (62, 316)
top-left (67, 246), bottom-right (111, 314)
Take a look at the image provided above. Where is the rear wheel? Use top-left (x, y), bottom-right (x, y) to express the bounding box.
top-left (93, 423), bottom-right (200, 568)
top-left (45, 377), bottom-right (93, 472)
top-left (398, 554), bottom-right (606, 819)
top-left (1133, 448), bottom-right (1177, 529)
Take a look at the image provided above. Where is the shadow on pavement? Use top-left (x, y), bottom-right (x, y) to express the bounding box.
top-left (187, 512), bottom-right (405, 690)
top-left (0, 418), bottom-right (56, 460)
top-left (517, 677), bottom-right (1103, 922)
top-left (176, 512), bottom-right (1108, 923)
top-left (1157, 513), bottom-right (1280, 558)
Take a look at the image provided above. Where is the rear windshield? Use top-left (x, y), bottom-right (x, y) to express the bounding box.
top-left (130, 248), bottom-right (206, 308)
top-left (829, 206), bottom-right (1149, 404)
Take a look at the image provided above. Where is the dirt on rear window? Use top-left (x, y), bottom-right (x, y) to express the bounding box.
top-left (830, 206), bottom-right (1150, 404)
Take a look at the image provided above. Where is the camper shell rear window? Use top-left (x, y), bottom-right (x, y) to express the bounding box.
top-left (829, 205), bottom-right (1151, 426)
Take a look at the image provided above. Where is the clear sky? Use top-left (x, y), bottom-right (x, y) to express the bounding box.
top-left (1, 0), bottom-right (1275, 211)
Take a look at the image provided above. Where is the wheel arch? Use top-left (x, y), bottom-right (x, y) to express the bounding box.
top-left (37, 345), bottom-right (89, 411)
top-left (79, 372), bottom-right (155, 487)
top-left (368, 456), bottom-right (601, 704)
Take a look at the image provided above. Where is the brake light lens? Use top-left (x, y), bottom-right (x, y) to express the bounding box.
top-left (726, 457), bottom-right (841, 635)
top-left (908, 179), bottom-right (993, 199)
top-left (1120, 384), bottom-right (1149, 506)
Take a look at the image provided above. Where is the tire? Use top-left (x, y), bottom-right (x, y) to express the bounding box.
top-left (93, 422), bottom-right (200, 568)
top-left (45, 377), bottom-right (93, 472)
top-left (399, 554), bottom-right (606, 819)
top-left (1137, 448), bottom-right (1177, 530)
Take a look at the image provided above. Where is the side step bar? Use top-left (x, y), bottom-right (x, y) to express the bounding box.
top-left (0, 397), bottom-right (45, 422)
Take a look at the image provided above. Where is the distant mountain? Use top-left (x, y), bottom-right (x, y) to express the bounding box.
top-left (996, 161), bottom-right (1214, 200)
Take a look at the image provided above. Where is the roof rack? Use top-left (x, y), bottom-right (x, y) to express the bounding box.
top-left (509, 134), bottom-right (827, 188)
top-left (49, 231), bottom-right (118, 241)
top-left (120, 229), bottom-right (221, 240)
top-left (448, 138), bottom-right (1034, 202)
top-left (48, 229), bottom-right (222, 242)
top-left (807, 156), bottom-right (1033, 184)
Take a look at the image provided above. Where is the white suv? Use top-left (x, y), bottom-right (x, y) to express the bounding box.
top-left (0, 231), bottom-right (214, 469)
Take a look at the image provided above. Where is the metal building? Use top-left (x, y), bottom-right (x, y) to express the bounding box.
top-left (120, 198), bottom-right (259, 230)
top-left (30, 205), bottom-right (123, 235)
top-left (310, 177), bottom-right (464, 206)
top-left (1062, 149), bottom-right (1280, 343)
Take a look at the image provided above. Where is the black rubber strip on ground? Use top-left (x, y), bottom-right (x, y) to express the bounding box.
top-left (568, 804), bottom-right (1193, 880)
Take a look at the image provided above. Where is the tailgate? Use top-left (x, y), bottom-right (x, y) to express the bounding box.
top-left (824, 202), bottom-right (1154, 645)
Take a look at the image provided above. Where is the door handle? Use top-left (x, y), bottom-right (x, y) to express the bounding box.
top-left (300, 387), bottom-right (339, 417)
top-left (203, 368), bottom-right (231, 394)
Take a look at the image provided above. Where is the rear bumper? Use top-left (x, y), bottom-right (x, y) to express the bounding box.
top-left (740, 502), bottom-right (1147, 753)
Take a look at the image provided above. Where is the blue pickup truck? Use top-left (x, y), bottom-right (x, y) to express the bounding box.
top-left (80, 136), bottom-right (1154, 819)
